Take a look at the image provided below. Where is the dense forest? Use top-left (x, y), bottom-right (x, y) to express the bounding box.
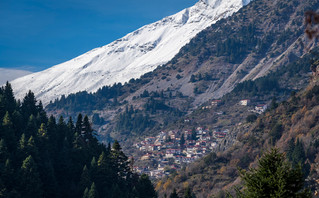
top-left (0, 82), bottom-right (156, 198)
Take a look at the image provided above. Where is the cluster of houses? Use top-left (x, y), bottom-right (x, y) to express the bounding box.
top-left (132, 99), bottom-right (269, 178)
top-left (201, 99), bottom-right (267, 114)
top-left (133, 127), bottom-right (229, 178)
top-left (239, 99), bottom-right (268, 114)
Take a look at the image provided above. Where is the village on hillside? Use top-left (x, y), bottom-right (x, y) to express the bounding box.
top-left (132, 98), bottom-right (268, 178)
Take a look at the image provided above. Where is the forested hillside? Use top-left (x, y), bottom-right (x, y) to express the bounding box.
top-left (0, 82), bottom-right (156, 198)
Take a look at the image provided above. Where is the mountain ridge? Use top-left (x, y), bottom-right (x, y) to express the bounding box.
top-left (10, 0), bottom-right (250, 105)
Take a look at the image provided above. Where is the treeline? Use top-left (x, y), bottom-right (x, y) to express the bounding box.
top-left (116, 106), bottom-right (155, 135)
top-left (216, 24), bottom-right (258, 63)
top-left (46, 83), bottom-right (124, 112)
top-left (0, 82), bottom-right (156, 198)
top-left (46, 71), bottom-right (156, 114)
top-left (115, 95), bottom-right (184, 135)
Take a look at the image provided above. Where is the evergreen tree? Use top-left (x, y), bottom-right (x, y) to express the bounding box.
top-left (80, 165), bottom-right (91, 193)
top-left (26, 136), bottom-right (39, 161)
top-left (21, 90), bottom-right (38, 119)
top-left (88, 182), bottom-right (99, 198)
top-left (2, 159), bottom-right (18, 197)
top-left (0, 139), bottom-right (8, 163)
top-left (25, 115), bottom-right (37, 138)
top-left (83, 187), bottom-right (89, 198)
top-left (0, 84), bottom-right (157, 198)
top-left (191, 127), bottom-right (197, 141)
top-left (76, 113), bottom-right (83, 134)
top-left (3, 82), bottom-right (16, 115)
top-left (292, 138), bottom-right (306, 166)
top-left (90, 156), bottom-right (97, 181)
top-left (2, 112), bottom-right (16, 151)
top-left (111, 140), bottom-right (131, 179)
top-left (286, 138), bottom-right (295, 161)
top-left (36, 101), bottom-right (48, 125)
top-left (83, 115), bottom-right (94, 143)
top-left (19, 155), bottom-right (43, 198)
top-left (180, 133), bottom-right (185, 149)
top-left (135, 174), bottom-right (157, 198)
top-left (96, 151), bottom-right (112, 197)
top-left (66, 116), bottom-right (75, 145)
top-left (237, 148), bottom-right (311, 198)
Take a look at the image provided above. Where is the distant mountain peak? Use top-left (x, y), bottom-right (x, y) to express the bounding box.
top-left (11, 0), bottom-right (251, 105)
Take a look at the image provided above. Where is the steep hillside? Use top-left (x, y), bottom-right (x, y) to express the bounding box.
top-left (46, 0), bottom-right (319, 145)
top-left (155, 58), bottom-right (319, 198)
top-left (10, 0), bottom-right (250, 105)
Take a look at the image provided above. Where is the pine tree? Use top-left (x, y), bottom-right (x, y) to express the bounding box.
top-left (36, 101), bottom-right (47, 124)
top-left (111, 140), bottom-right (131, 179)
top-left (26, 136), bottom-right (39, 161)
top-left (88, 182), bottom-right (99, 198)
top-left (19, 155), bottom-right (43, 198)
top-left (83, 115), bottom-right (94, 143)
top-left (21, 90), bottom-right (38, 119)
top-left (237, 148), bottom-right (311, 198)
top-left (180, 133), bottom-right (185, 149)
top-left (0, 139), bottom-right (8, 163)
top-left (2, 159), bottom-right (17, 196)
top-left (80, 165), bottom-right (91, 193)
top-left (286, 138), bottom-right (295, 161)
top-left (25, 115), bottom-right (37, 138)
top-left (83, 187), bottom-right (89, 198)
top-left (3, 82), bottom-right (16, 115)
top-left (135, 174), bottom-right (157, 198)
top-left (76, 113), bottom-right (83, 134)
top-left (292, 138), bottom-right (306, 166)
top-left (2, 112), bottom-right (16, 151)
top-left (90, 157), bottom-right (98, 182)
top-left (96, 151), bottom-right (112, 197)
top-left (66, 116), bottom-right (75, 145)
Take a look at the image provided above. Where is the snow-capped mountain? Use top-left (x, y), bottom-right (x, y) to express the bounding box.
top-left (11, 0), bottom-right (250, 105)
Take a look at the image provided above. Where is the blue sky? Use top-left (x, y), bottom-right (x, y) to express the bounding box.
top-left (0, 0), bottom-right (197, 72)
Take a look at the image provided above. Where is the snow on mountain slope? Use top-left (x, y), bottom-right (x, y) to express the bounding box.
top-left (11, 0), bottom-right (250, 105)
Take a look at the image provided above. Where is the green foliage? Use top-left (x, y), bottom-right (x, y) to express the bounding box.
top-left (115, 105), bottom-right (155, 134)
top-left (20, 155), bottom-right (43, 198)
top-left (269, 123), bottom-right (283, 143)
top-left (245, 114), bottom-right (257, 123)
top-left (46, 82), bottom-right (125, 112)
top-left (237, 148), bottom-right (311, 198)
top-left (0, 84), bottom-right (157, 198)
top-left (135, 174), bottom-right (157, 198)
top-left (88, 183), bottom-right (99, 198)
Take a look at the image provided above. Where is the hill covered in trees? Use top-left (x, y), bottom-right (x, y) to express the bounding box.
top-left (0, 82), bottom-right (156, 198)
